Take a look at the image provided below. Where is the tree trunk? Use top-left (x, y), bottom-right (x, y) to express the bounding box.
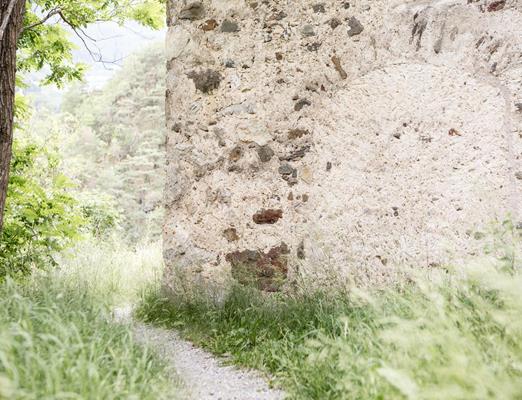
top-left (0, 0), bottom-right (25, 233)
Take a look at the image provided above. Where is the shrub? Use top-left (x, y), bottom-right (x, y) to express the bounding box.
top-left (77, 191), bottom-right (122, 238)
top-left (0, 140), bottom-right (84, 278)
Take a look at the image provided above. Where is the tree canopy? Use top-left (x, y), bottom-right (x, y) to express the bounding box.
top-left (0, 0), bottom-right (164, 235)
top-left (19, 0), bottom-right (165, 86)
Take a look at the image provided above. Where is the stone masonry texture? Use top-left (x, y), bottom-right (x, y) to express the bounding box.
top-left (164, 0), bottom-right (522, 289)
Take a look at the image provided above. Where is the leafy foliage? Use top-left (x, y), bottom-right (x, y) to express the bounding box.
top-left (0, 140), bottom-right (84, 277)
top-left (2, 0), bottom-right (165, 277)
top-left (77, 192), bottom-right (121, 238)
top-left (19, 0), bottom-right (165, 86)
top-left (2, 41), bottom-right (164, 278)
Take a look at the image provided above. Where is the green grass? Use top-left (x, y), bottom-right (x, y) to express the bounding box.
top-left (137, 260), bottom-right (522, 399)
top-left (0, 241), bottom-right (176, 400)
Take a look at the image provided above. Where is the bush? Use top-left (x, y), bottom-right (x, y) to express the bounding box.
top-left (0, 140), bottom-right (84, 278)
top-left (77, 191), bottom-right (122, 238)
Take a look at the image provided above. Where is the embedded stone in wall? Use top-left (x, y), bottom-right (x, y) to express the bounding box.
top-left (288, 129), bottom-right (310, 140)
top-left (225, 244), bottom-right (290, 292)
top-left (253, 209), bottom-right (283, 225)
top-left (331, 55), bottom-right (348, 80)
top-left (347, 17), bottom-right (364, 37)
top-left (221, 19), bottom-right (239, 32)
top-left (278, 163), bottom-right (297, 185)
top-left (329, 18), bottom-right (341, 29)
top-left (297, 241), bottom-right (306, 260)
top-left (223, 227), bottom-right (239, 242)
top-left (201, 19), bottom-right (217, 31)
top-left (294, 99), bottom-right (311, 111)
top-left (279, 146), bottom-right (311, 162)
top-left (487, 1), bottom-right (506, 12)
top-left (187, 69), bottom-right (222, 93)
top-left (179, 2), bottom-right (205, 20)
top-left (301, 25), bottom-right (315, 37)
top-left (228, 145), bottom-right (243, 162)
top-left (313, 4), bottom-right (326, 13)
top-left (257, 145), bottom-right (274, 162)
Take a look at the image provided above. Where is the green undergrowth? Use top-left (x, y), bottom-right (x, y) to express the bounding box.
top-left (0, 241), bottom-right (176, 400)
top-left (137, 260), bottom-right (522, 400)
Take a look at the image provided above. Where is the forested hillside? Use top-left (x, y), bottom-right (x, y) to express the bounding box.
top-left (34, 43), bottom-right (166, 242)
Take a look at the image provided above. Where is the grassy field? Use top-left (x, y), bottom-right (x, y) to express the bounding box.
top-left (138, 257), bottom-right (522, 400)
top-left (0, 241), bottom-right (176, 400)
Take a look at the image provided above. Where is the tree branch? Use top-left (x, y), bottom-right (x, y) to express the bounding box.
top-left (57, 11), bottom-right (123, 68)
top-left (22, 8), bottom-right (61, 32)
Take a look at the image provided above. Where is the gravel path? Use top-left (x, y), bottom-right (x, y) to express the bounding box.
top-left (114, 306), bottom-right (286, 400)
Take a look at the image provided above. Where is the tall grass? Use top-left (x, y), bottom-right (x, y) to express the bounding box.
top-left (138, 257), bottom-right (522, 399)
top-left (56, 239), bottom-right (164, 304)
top-left (0, 240), bottom-right (176, 400)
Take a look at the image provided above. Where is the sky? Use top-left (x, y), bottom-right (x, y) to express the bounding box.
top-left (73, 21), bottom-right (165, 89)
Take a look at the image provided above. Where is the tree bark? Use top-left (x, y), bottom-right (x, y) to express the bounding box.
top-left (0, 0), bottom-right (25, 233)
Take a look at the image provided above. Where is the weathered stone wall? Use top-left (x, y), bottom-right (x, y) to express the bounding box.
top-left (164, 0), bottom-right (522, 289)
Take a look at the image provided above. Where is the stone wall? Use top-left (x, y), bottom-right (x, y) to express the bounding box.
top-left (164, 0), bottom-right (522, 289)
